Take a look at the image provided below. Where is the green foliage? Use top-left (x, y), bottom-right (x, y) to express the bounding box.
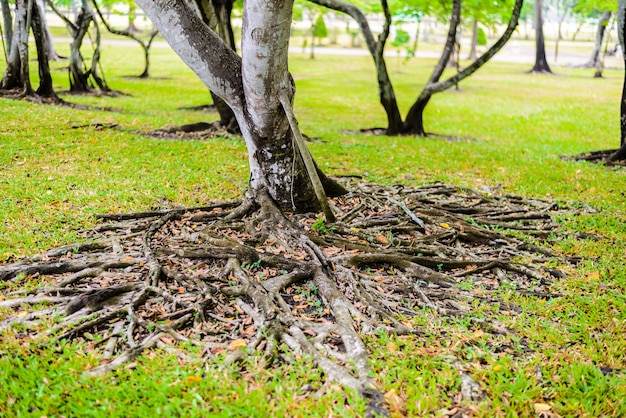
top-left (392, 28), bottom-right (410, 47)
top-left (477, 26), bottom-right (488, 46)
top-left (311, 216), bottom-right (335, 235)
top-left (313, 14), bottom-right (328, 39)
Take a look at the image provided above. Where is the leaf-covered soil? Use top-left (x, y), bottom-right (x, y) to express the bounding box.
top-left (0, 181), bottom-right (590, 415)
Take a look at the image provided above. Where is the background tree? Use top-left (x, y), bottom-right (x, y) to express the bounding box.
top-left (530, 0), bottom-right (553, 72)
top-left (574, 1), bottom-right (617, 72)
top-left (91, 0), bottom-right (158, 78)
top-left (311, 0), bottom-right (524, 136)
top-left (1, 0), bottom-right (60, 101)
top-left (47, 0), bottom-right (112, 93)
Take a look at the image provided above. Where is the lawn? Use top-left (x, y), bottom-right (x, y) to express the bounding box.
top-left (1, 35), bottom-right (626, 417)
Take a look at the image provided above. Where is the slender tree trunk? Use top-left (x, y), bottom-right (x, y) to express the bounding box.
top-left (583, 11), bottom-right (611, 68)
top-left (68, 0), bottom-right (110, 93)
top-left (403, 0), bottom-right (524, 135)
top-left (35, 0), bottom-right (61, 61)
top-left (1, 0), bottom-right (13, 57)
top-left (468, 19), bottom-right (478, 60)
top-left (1, 0), bottom-right (25, 90)
top-left (608, 1), bottom-right (626, 162)
top-left (31, 0), bottom-right (58, 99)
top-left (530, 0), bottom-right (552, 73)
top-left (136, 0), bottom-right (344, 212)
top-left (68, 4), bottom-right (91, 92)
top-left (411, 19), bottom-right (420, 57)
top-left (402, 0), bottom-right (461, 135)
top-left (191, 0), bottom-right (239, 130)
top-left (17, 0), bottom-right (33, 95)
top-left (307, 0), bottom-right (403, 134)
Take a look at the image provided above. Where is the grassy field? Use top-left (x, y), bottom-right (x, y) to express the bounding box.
top-left (1, 36), bottom-right (626, 417)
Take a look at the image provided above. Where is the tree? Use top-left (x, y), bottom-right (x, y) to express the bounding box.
top-left (136, 0), bottom-right (342, 216)
top-left (48, 0), bottom-right (113, 93)
top-left (546, 0), bottom-right (574, 62)
top-left (91, 0), bottom-right (158, 78)
top-left (530, 0), bottom-right (552, 73)
top-left (0, 0), bottom-right (573, 408)
top-left (1, 0), bottom-right (60, 101)
top-left (608, 0), bottom-right (626, 162)
top-left (310, 0), bottom-right (524, 135)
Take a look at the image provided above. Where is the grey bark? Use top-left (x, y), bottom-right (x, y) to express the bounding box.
top-left (1, 0), bottom-right (13, 58)
top-left (191, 0), bottom-right (238, 130)
top-left (530, 0), bottom-right (552, 73)
top-left (135, 0), bottom-right (345, 212)
top-left (307, 0), bottom-right (403, 134)
top-left (608, 1), bottom-right (626, 162)
top-left (67, 0), bottom-right (110, 93)
top-left (35, 0), bottom-right (61, 61)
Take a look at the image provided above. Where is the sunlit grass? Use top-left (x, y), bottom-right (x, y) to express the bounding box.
top-left (1, 32), bottom-right (626, 417)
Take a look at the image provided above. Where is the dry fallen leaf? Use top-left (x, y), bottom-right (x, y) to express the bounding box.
top-left (534, 403), bottom-right (551, 412)
top-left (440, 223), bottom-right (451, 229)
top-left (376, 235), bottom-right (389, 244)
top-left (230, 339), bottom-right (247, 349)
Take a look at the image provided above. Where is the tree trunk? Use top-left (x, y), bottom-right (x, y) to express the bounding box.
top-left (608, 1), bottom-right (626, 162)
top-left (68, 0), bottom-right (110, 93)
top-left (35, 0), bottom-right (62, 61)
top-left (1, 0), bottom-right (25, 90)
top-left (135, 0), bottom-right (344, 212)
top-left (403, 0), bottom-right (524, 135)
top-left (31, 0), bottom-right (58, 99)
top-left (583, 11), bottom-right (611, 68)
top-left (190, 0), bottom-right (239, 130)
top-left (402, 0), bottom-right (461, 135)
top-left (68, 2), bottom-right (92, 92)
top-left (530, 0), bottom-right (552, 73)
top-left (91, 0), bottom-right (157, 79)
top-left (1, 0), bottom-right (13, 57)
top-left (307, 0), bottom-right (403, 134)
top-left (468, 19), bottom-right (478, 60)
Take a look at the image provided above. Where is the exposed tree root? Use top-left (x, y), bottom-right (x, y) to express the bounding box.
top-left (566, 149), bottom-right (626, 167)
top-left (0, 181), bottom-right (587, 414)
top-left (145, 121), bottom-right (239, 140)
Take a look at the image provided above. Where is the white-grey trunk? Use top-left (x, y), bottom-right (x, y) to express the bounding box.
top-left (135, 0), bottom-right (341, 211)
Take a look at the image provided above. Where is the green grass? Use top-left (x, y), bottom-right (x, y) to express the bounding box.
top-left (2, 36), bottom-right (626, 417)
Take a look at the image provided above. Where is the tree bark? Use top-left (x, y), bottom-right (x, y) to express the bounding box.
top-left (402, 0), bottom-right (461, 135)
top-left (31, 0), bottom-right (58, 99)
top-left (191, 0), bottom-right (239, 130)
top-left (1, 0), bottom-right (13, 58)
top-left (307, 0), bottom-right (403, 134)
top-left (1, 0), bottom-right (25, 90)
top-left (608, 1), bottom-right (626, 162)
top-left (68, 0), bottom-right (110, 93)
top-left (530, 0), bottom-right (552, 73)
top-left (135, 0), bottom-right (345, 212)
top-left (35, 0), bottom-right (61, 61)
